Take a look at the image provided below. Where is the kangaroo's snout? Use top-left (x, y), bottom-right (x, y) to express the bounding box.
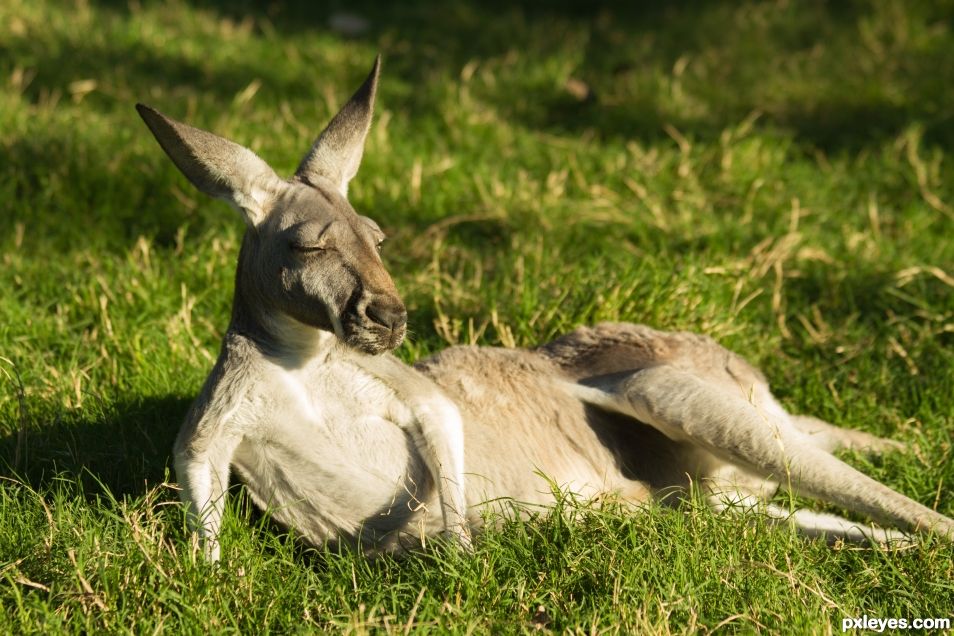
top-left (337, 291), bottom-right (407, 355)
top-left (364, 299), bottom-right (407, 332)
top-left (352, 294), bottom-right (406, 353)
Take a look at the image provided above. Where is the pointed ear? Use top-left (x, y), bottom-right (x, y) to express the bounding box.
top-left (294, 56), bottom-right (380, 196)
top-left (136, 104), bottom-right (281, 226)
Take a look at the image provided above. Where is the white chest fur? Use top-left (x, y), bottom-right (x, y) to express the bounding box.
top-left (230, 356), bottom-right (438, 548)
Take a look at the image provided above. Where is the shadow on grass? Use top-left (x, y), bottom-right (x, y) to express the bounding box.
top-left (8, 0), bottom-right (946, 151)
top-left (80, 0), bottom-right (954, 151)
top-left (0, 133), bottom-right (208, 249)
top-left (5, 0), bottom-right (953, 254)
top-left (0, 394), bottom-right (189, 500)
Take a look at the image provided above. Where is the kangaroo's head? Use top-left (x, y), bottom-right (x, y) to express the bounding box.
top-left (137, 57), bottom-right (406, 356)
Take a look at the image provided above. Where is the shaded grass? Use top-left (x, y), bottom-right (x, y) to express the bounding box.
top-left (1, 0), bottom-right (952, 632)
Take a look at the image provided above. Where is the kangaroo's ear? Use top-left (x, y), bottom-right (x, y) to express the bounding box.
top-left (294, 56), bottom-right (380, 196)
top-left (136, 104), bottom-right (281, 226)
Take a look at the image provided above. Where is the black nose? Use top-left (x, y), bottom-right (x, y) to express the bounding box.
top-left (365, 301), bottom-right (407, 331)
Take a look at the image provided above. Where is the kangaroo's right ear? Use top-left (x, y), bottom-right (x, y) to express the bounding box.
top-left (136, 104), bottom-right (281, 226)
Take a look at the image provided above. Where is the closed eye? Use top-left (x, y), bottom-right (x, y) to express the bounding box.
top-left (291, 243), bottom-right (329, 253)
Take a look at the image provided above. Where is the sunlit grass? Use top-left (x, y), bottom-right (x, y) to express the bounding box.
top-left (1, 0), bottom-right (952, 632)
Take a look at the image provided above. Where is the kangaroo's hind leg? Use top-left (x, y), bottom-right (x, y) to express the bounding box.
top-left (701, 463), bottom-right (909, 543)
top-left (573, 365), bottom-right (954, 540)
top-left (706, 488), bottom-right (911, 544)
top-left (791, 415), bottom-right (905, 454)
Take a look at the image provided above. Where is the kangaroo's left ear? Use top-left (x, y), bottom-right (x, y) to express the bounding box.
top-left (294, 56), bottom-right (380, 196)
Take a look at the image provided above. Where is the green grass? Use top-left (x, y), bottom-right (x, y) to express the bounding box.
top-left (1, 0), bottom-right (953, 632)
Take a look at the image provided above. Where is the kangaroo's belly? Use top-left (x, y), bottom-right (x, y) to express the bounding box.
top-left (417, 345), bottom-right (647, 510)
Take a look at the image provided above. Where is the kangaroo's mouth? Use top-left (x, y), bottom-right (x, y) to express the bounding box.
top-left (341, 320), bottom-right (406, 355)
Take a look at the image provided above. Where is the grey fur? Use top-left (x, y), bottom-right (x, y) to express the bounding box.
top-left (138, 61), bottom-right (953, 561)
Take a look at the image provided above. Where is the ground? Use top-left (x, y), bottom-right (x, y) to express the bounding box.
top-left (0, 0), bottom-right (952, 633)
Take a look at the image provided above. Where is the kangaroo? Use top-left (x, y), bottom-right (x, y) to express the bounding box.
top-left (137, 58), bottom-right (953, 561)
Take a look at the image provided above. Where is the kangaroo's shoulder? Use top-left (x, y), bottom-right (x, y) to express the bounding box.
top-left (175, 331), bottom-right (265, 455)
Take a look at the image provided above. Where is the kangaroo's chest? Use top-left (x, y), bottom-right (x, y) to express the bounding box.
top-left (230, 358), bottom-right (436, 548)
top-left (263, 359), bottom-right (400, 429)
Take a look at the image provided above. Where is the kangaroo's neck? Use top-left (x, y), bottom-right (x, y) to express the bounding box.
top-left (229, 240), bottom-right (337, 367)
